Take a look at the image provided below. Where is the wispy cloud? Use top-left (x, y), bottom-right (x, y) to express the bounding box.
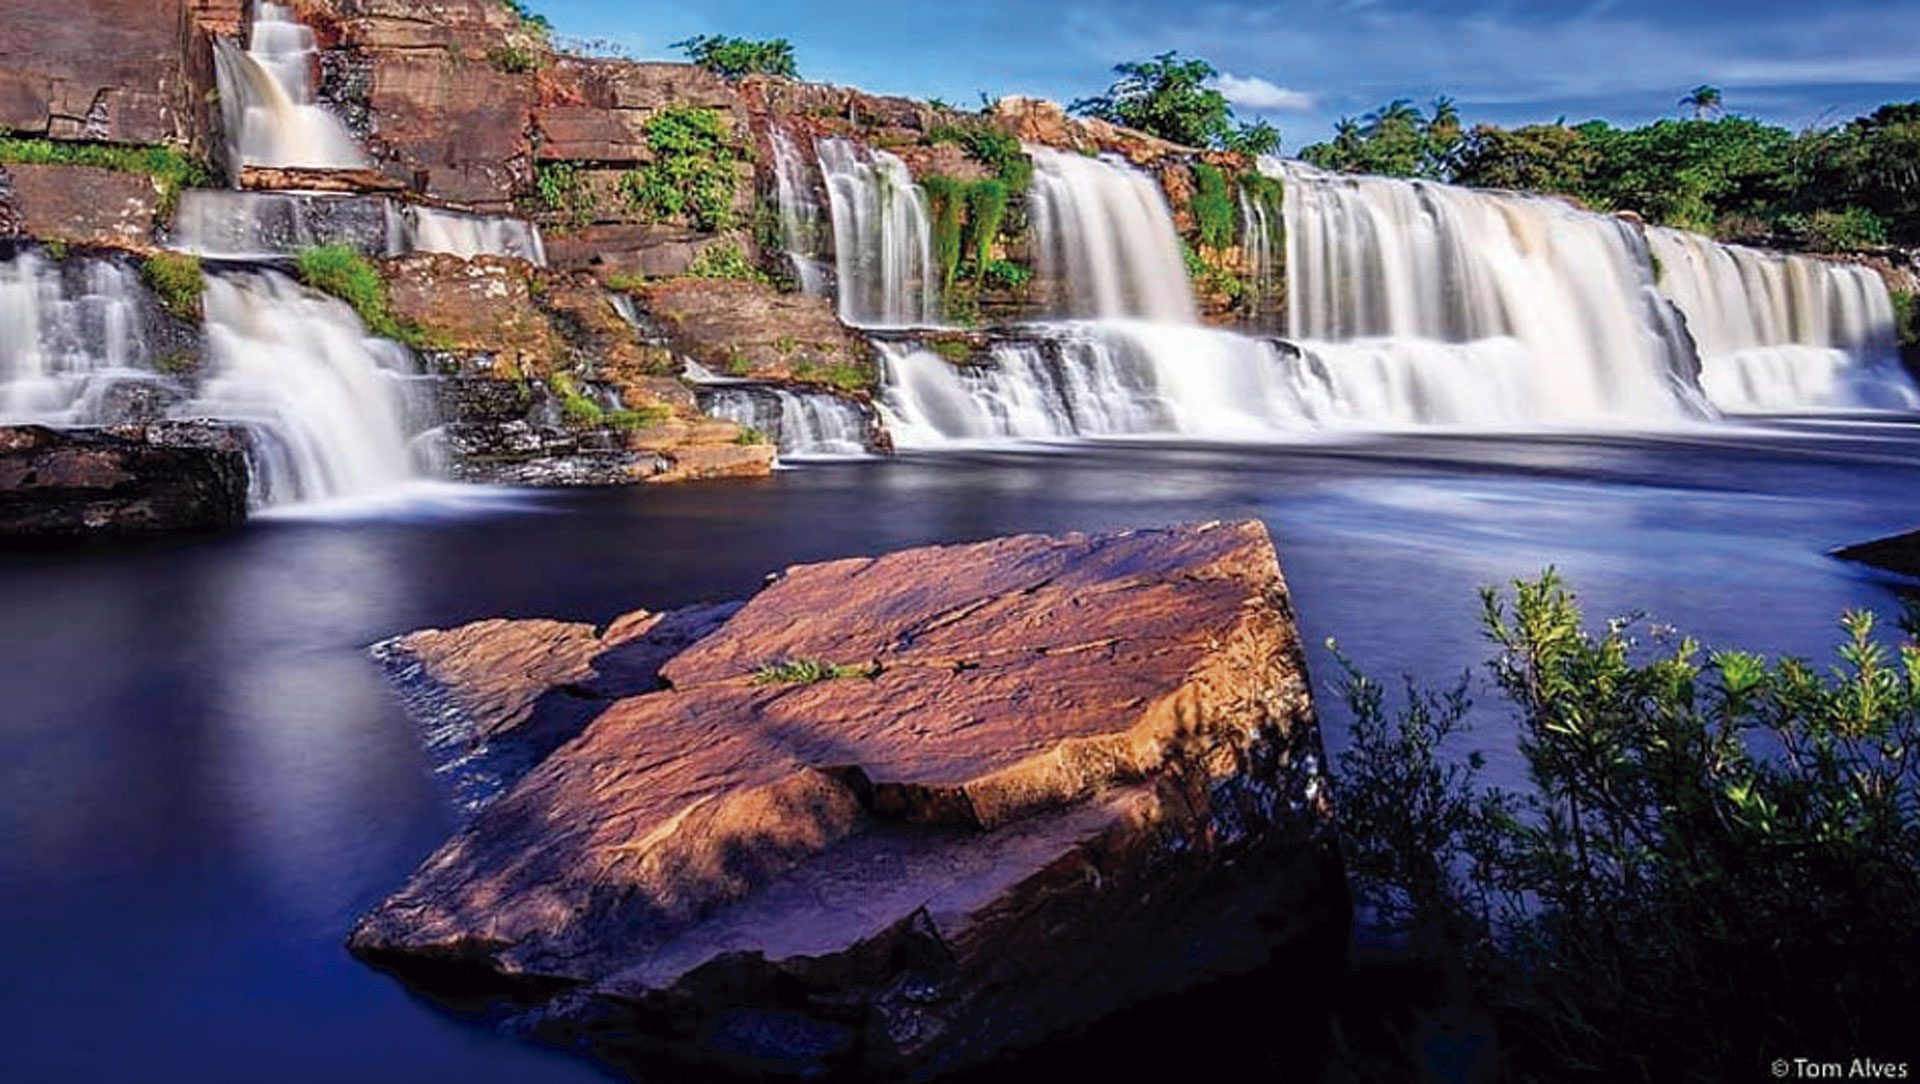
top-left (1214, 73), bottom-right (1318, 111)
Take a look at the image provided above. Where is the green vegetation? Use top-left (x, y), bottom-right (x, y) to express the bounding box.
top-left (1180, 240), bottom-right (1244, 302)
top-left (791, 359), bottom-right (877, 393)
top-left (141, 252), bottom-right (205, 322)
top-left (486, 44), bottom-right (545, 74)
top-left (1331, 571), bottom-right (1920, 1081)
top-left (752, 658), bottom-right (875, 685)
top-left (535, 160), bottom-right (596, 229)
top-left (1304, 94), bottom-right (1920, 250)
top-left (734, 426), bottom-right (770, 446)
top-left (963, 179), bottom-right (1010, 274)
top-left (155, 349), bottom-right (199, 377)
top-left (0, 136), bottom-right (210, 216)
top-left (294, 244), bottom-right (408, 341)
top-left (1069, 52), bottom-right (1281, 155)
top-left (672, 34), bottom-right (798, 80)
top-left (685, 244), bottom-right (768, 283)
top-left (1240, 170), bottom-right (1286, 247)
top-left (548, 371), bottom-right (666, 431)
top-left (1895, 292), bottom-right (1918, 349)
top-left (620, 106), bottom-right (741, 231)
top-left (979, 258), bottom-right (1032, 291)
top-left (603, 270), bottom-right (649, 292)
top-left (496, 0), bottom-right (551, 34)
top-left (922, 175), bottom-right (967, 288)
top-left (927, 121), bottom-right (1033, 193)
top-left (1188, 163), bottom-right (1235, 249)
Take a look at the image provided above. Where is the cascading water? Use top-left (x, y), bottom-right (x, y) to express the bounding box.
top-left (818, 138), bottom-right (941, 327)
top-left (0, 251), bottom-right (418, 506)
top-left (395, 205), bottom-right (548, 265)
top-left (1026, 147), bottom-right (1198, 323)
top-left (1238, 180), bottom-right (1281, 329)
top-left (697, 385), bottom-right (872, 458)
top-left (214, 1), bottom-right (368, 171)
top-left (770, 127), bottom-right (832, 296)
top-left (170, 191), bottom-right (547, 265)
top-left (1281, 162), bottom-right (1701, 424)
top-left (193, 272), bottom-right (417, 504)
top-left (1648, 227), bottom-right (1917, 412)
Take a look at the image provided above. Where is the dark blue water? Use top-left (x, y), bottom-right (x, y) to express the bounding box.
top-left (5, 420), bottom-right (1920, 1083)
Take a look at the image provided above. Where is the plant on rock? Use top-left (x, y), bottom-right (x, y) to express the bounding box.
top-left (142, 252), bottom-right (205, 322)
top-left (1069, 52), bottom-right (1280, 154)
top-left (672, 34), bottom-right (799, 79)
top-left (294, 244), bottom-right (406, 341)
top-left (621, 106), bottom-right (741, 231)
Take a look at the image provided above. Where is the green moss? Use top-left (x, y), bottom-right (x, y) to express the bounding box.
top-left (141, 252), bottom-right (205, 322)
top-left (686, 243), bottom-right (768, 282)
top-left (921, 175), bottom-right (967, 290)
top-left (0, 136), bottom-right (211, 219)
top-left (1188, 162), bottom-right (1235, 250)
top-left (752, 658), bottom-right (875, 685)
top-left (604, 271), bottom-right (649, 292)
top-left (294, 244), bottom-right (409, 341)
top-left (963, 179), bottom-right (1009, 275)
top-left (1895, 292), bottom-right (1918, 349)
top-left (930, 340), bottom-right (972, 363)
top-left (979, 258), bottom-right (1033, 291)
top-left (791, 358), bottom-right (876, 393)
top-left (734, 425), bottom-right (770, 446)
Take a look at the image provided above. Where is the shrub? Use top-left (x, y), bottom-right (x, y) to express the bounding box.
top-left (1331, 571), bottom-right (1920, 1081)
top-left (535, 160), bottom-right (596, 229)
top-left (928, 122), bottom-right (1033, 193)
top-left (686, 244), bottom-right (768, 283)
top-left (486, 44), bottom-right (544, 74)
top-left (1188, 162), bottom-right (1235, 250)
top-left (671, 34), bottom-right (798, 80)
top-left (734, 426), bottom-right (770, 446)
top-left (979, 258), bottom-right (1033, 291)
top-left (752, 658), bottom-right (874, 685)
top-left (0, 137), bottom-right (210, 217)
top-left (1785, 206), bottom-right (1890, 252)
top-left (620, 106), bottom-right (740, 231)
top-left (294, 244), bottom-right (406, 340)
top-left (141, 252), bottom-right (205, 322)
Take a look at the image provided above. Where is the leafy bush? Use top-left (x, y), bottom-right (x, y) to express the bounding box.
top-left (927, 122), bottom-right (1033, 192)
top-left (672, 34), bottom-right (798, 79)
top-left (620, 106), bottom-right (740, 231)
top-left (1188, 162), bottom-right (1235, 249)
top-left (1784, 206), bottom-right (1889, 252)
top-left (979, 258), bottom-right (1033, 291)
top-left (486, 44), bottom-right (545, 73)
top-left (141, 252), bottom-right (205, 322)
top-left (294, 244), bottom-right (406, 340)
top-left (535, 160), bottom-right (596, 229)
top-left (685, 244), bottom-right (768, 283)
top-left (1331, 571), bottom-right (1920, 1081)
top-left (0, 137), bottom-right (210, 216)
top-left (734, 426), bottom-right (770, 446)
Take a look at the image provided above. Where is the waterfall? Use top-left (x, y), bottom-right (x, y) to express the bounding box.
top-left (818, 138), bottom-right (941, 327)
top-left (0, 251), bottom-right (417, 506)
top-left (214, 1), bottom-right (368, 171)
top-left (1238, 173), bottom-right (1281, 329)
top-left (696, 384), bottom-right (872, 458)
top-left (1026, 148), bottom-right (1197, 323)
top-left (0, 253), bottom-right (158, 424)
top-left (1281, 162), bottom-right (1700, 423)
top-left (193, 272), bottom-right (417, 504)
top-left (1647, 227), bottom-right (1917, 412)
top-left (171, 191), bottom-right (546, 265)
top-left (770, 127), bottom-right (832, 296)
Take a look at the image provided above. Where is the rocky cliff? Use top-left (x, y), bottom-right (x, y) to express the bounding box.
top-left (351, 520), bottom-right (1345, 1079)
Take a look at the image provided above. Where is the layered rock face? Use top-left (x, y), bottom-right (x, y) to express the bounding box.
top-left (0, 422), bottom-right (248, 537)
top-left (352, 521), bottom-right (1344, 1078)
top-left (0, 164), bottom-right (163, 248)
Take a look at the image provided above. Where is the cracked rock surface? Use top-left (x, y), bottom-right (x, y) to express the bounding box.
top-left (351, 521), bottom-right (1345, 1078)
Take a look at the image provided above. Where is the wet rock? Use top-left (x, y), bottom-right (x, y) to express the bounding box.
top-left (0, 164), bottom-right (161, 250)
top-left (351, 521), bottom-right (1343, 1079)
top-left (0, 422), bottom-right (248, 538)
top-left (1834, 529), bottom-right (1920, 578)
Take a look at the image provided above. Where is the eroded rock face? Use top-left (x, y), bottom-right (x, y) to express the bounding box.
top-left (352, 521), bottom-right (1343, 1079)
top-left (635, 278), bottom-right (874, 386)
top-left (0, 164), bottom-right (162, 249)
top-left (0, 422), bottom-right (249, 537)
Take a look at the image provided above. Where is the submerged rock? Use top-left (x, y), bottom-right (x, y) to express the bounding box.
top-left (1834, 529), bottom-right (1920, 579)
top-left (0, 422), bottom-right (248, 538)
top-left (352, 521), bottom-right (1344, 1079)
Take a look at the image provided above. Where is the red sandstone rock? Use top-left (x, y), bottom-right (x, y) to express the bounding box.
top-left (351, 522), bottom-right (1342, 1078)
top-left (0, 164), bottom-right (161, 250)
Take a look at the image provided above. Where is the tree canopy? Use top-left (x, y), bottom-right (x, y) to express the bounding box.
top-left (671, 35), bottom-right (799, 80)
top-left (1070, 52), bottom-right (1282, 155)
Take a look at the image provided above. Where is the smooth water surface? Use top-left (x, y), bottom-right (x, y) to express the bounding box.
top-left (5, 421), bottom-right (1920, 1082)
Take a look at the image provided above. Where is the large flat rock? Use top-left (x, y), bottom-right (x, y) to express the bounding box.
top-left (352, 521), bottom-right (1343, 1078)
top-left (0, 422), bottom-right (249, 537)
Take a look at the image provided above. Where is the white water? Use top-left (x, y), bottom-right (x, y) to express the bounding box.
top-left (1026, 148), bottom-right (1197, 323)
top-left (698, 384), bottom-right (871, 458)
top-left (1281, 162), bottom-right (1699, 424)
top-left (1648, 227), bottom-right (1917, 412)
top-left (214, 2), bottom-right (368, 171)
top-left (171, 191), bottom-right (546, 264)
top-left (0, 253), bottom-right (157, 424)
top-left (194, 272), bottom-right (417, 504)
top-left (818, 138), bottom-right (941, 327)
top-left (1238, 181), bottom-right (1281, 329)
top-left (770, 127), bottom-right (831, 296)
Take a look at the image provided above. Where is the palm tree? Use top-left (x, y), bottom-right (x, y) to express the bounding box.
top-left (1680, 85), bottom-right (1723, 120)
top-left (1364, 98), bottom-right (1421, 137)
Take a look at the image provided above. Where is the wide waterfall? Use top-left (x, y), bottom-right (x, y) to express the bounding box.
top-left (770, 127), bottom-right (832, 296)
top-left (1648, 227), bottom-right (1917, 412)
top-left (818, 138), bottom-right (941, 327)
top-left (214, 2), bottom-right (368, 171)
top-left (1282, 163), bottom-right (1700, 424)
top-left (171, 191), bottom-right (547, 264)
top-left (0, 251), bottom-right (418, 506)
top-left (1027, 148), bottom-right (1197, 323)
top-left (697, 383), bottom-right (872, 457)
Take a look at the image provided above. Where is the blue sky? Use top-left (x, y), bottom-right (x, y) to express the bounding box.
top-left (532, 0), bottom-right (1920, 150)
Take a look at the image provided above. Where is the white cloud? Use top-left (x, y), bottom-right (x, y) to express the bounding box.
top-left (1213, 73), bottom-right (1318, 112)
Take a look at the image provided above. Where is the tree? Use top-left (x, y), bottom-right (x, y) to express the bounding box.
top-left (1070, 52), bottom-right (1234, 149)
top-left (1453, 123), bottom-right (1595, 195)
top-left (1681, 84), bottom-right (1724, 120)
top-left (672, 34), bottom-right (798, 80)
top-left (1222, 118), bottom-right (1282, 157)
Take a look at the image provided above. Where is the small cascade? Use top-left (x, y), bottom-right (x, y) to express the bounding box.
top-left (170, 190), bottom-right (547, 264)
top-left (1648, 227), bottom-right (1917, 412)
top-left (769, 127), bottom-right (832, 295)
top-left (193, 272), bottom-right (417, 504)
top-left (1026, 148), bottom-right (1196, 323)
top-left (1281, 162), bottom-right (1699, 423)
top-left (0, 253), bottom-right (160, 424)
top-left (394, 205), bottom-right (548, 265)
top-left (214, 1), bottom-right (368, 171)
top-left (818, 138), bottom-right (941, 327)
top-left (697, 384), bottom-right (872, 458)
top-left (1238, 179), bottom-right (1281, 329)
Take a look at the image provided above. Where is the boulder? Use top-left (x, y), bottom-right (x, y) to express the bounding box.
top-left (0, 164), bottom-right (161, 249)
top-left (351, 521), bottom-right (1343, 1079)
top-left (0, 422), bottom-right (249, 538)
top-left (1834, 529), bottom-right (1920, 578)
